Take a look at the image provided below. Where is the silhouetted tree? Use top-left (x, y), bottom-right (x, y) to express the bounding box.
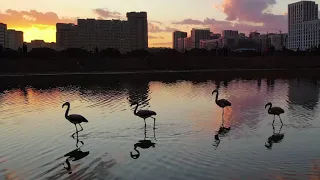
top-left (22, 43), bottom-right (27, 53)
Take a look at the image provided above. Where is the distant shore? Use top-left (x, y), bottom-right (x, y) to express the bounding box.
top-left (1, 68), bottom-right (320, 77)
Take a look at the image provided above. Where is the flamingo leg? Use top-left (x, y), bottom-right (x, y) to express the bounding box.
top-left (78, 123), bottom-right (84, 131)
top-left (272, 115), bottom-right (275, 125)
top-left (144, 118), bottom-right (146, 127)
top-left (71, 124), bottom-right (78, 138)
top-left (152, 117), bottom-right (156, 129)
top-left (278, 115), bottom-right (283, 125)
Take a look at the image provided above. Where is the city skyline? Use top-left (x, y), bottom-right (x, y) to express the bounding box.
top-left (0, 0), bottom-right (301, 47)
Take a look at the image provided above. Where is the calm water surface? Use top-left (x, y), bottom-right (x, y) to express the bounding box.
top-left (0, 74), bottom-right (320, 180)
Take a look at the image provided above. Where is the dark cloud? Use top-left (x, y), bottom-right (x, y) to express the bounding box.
top-left (148, 22), bottom-right (178, 33)
top-left (92, 8), bottom-right (121, 19)
top-left (0, 9), bottom-right (75, 28)
top-left (148, 35), bottom-right (164, 39)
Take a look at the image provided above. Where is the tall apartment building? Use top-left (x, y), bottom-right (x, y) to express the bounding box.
top-left (177, 38), bottom-right (185, 52)
top-left (127, 12), bottom-right (148, 51)
top-left (5, 30), bottom-right (23, 50)
top-left (56, 11), bottom-right (147, 53)
top-left (288, 1), bottom-right (319, 50)
top-left (56, 23), bottom-right (78, 50)
top-left (191, 28), bottom-right (211, 49)
top-left (0, 23), bottom-right (7, 48)
top-left (173, 31), bottom-right (187, 50)
top-left (222, 30), bottom-right (239, 38)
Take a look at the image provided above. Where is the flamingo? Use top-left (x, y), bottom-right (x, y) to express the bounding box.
top-left (265, 102), bottom-right (284, 125)
top-left (132, 102), bottom-right (157, 129)
top-left (212, 89), bottom-right (231, 118)
top-left (62, 102), bottom-right (89, 137)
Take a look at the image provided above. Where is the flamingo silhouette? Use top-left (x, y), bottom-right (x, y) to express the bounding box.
top-left (212, 89), bottom-right (231, 119)
top-left (265, 102), bottom-right (284, 125)
top-left (132, 102), bottom-right (157, 129)
top-left (62, 102), bottom-right (89, 137)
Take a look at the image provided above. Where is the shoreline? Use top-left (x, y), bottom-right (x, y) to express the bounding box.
top-left (1, 68), bottom-right (320, 77)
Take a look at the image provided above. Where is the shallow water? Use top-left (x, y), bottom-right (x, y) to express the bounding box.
top-left (0, 75), bottom-right (320, 180)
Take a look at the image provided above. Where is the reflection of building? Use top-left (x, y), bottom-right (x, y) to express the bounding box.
top-left (5, 30), bottom-right (23, 50)
top-left (288, 1), bottom-right (319, 50)
top-left (288, 79), bottom-right (319, 109)
top-left (25, 40), bottom-right (57, 51)
top-left (125, 81), bottom-right (150, 108)
top-left (173, 31), bottom-right (187, 50)
top-left (56, 11), bottom-right (148, 52)
top-left (0, 23), bottom-right (7, 47)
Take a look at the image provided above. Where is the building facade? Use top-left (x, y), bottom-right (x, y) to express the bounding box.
top-left (56, 11), bottom-right (148, 53)
top-left (270, 34), bottom-right (288, 50)
top-left (200, 39), bottom-right (221, 50)
top-left (222, 30), bottom-right (239, 38)
top-left (184, 37), bottom-right (193, 51)
top-left (5, 30), bottom-right (23, 50)
top-left (177, 38), bottom-right (185, 52)
top-left (288, 1), bottom-right (319, 50)
top-left (0, 23), bottom-right (7, 48)
top-left (127, 12), bottom-right (148, 51)
top-left (173, 31), bottom-right (187, 50)
top-left (191, 28), bottom-right (211, 49)
top-left (25, 40), bottom-right (56, 51)
top-left (56, 23), bottom-right (78, 50)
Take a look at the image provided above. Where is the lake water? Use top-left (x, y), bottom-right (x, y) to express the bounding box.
top-left (0, 73), bottom-right (320, 180)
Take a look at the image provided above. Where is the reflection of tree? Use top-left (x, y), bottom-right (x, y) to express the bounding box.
top-left (124, 81), bottom-right (150, 108)
top-left (266, 78), bottom-right (275, 92)
top-left (288, 79), bottom-right (319, 109)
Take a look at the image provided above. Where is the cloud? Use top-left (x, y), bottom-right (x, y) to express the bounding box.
top-left (0, 9), bottom-right (75, 28)
top-left (148, 35), bottom-right (164, 39)
top-left (148, 22), bottom-right (178, 33)
top-left (92, 8), bottom-right (121, 19)
top-left (218, 0), bottom-right (287, 31)
top-left (150, 42), bottom-right (172, 46)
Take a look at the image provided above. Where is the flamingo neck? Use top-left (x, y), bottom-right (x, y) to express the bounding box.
top-left (215, 91), bottom-right (219, 102)
top-left (267, 104), bottom-right (272, 113)
top-left (134, 104), bottom-right (139, 115)
top-left (65, 104), bottom-right (70, 119)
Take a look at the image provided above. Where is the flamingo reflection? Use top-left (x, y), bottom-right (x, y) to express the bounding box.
top-left (265, 124), bottom-right (284, 149)
top-left (62, 131), bottom-right (89, 174)
top-left (213, 120), bottom-right (231, 149)
top-left (130, 127), bottom-right (156, 159)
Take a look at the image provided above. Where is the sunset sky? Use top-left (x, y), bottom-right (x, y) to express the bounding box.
top-left (0, 0), bottom-right (297, 47)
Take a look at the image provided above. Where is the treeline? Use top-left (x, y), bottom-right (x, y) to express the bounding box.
top-left (0, 47), bottom-right (320, 73)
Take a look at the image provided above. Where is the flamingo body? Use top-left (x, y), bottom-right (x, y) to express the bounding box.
top-left (135, 110), bottom-right (157, 119)
top-left (216, 99), bottom-right (231, 108)
top-left (66, 114), bottom-right (89, 124)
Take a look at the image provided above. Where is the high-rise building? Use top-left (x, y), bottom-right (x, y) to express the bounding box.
top-left (288, 1), bottom-right (319, 50)
top-left (5, 30), bottom-right (23, 50)
top-left (222, 30), bottom-right (239, 38)
top-left (173, 31), bottom-right (187, 50)
top-left (56, 23), bottom-right (78, 50)
top-left (0, 23), bottom-right (7, 48)
top-left (127, 12), bottom-right (148, 51)
top-left (56, 11), bottom-right (147, 53)
top-left (191, 28), bottom-right (211, 49)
